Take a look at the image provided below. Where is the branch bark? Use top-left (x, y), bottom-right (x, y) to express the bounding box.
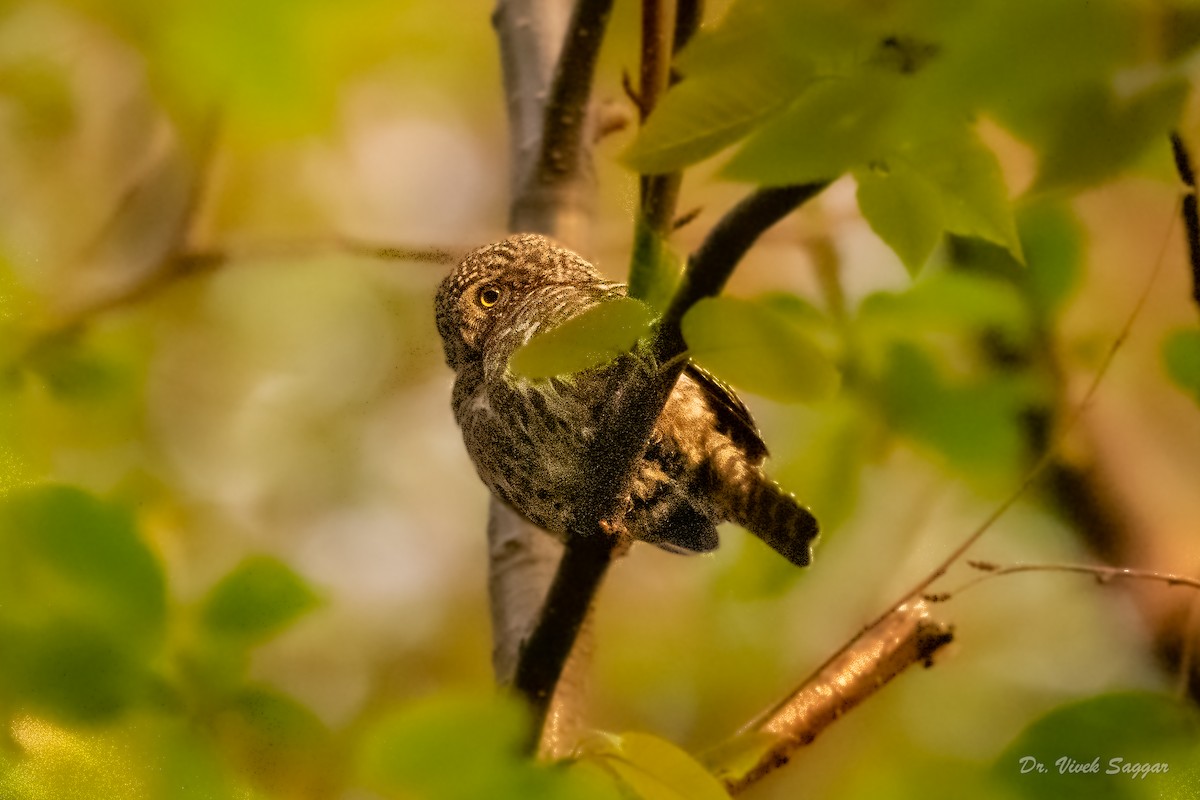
top-left (492, 0), bottom-right (614, 757)
top-left (703, 600), bottom-right (954, 794)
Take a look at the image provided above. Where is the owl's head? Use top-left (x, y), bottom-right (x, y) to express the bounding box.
top-left (434, 233), bottom-right (604, 369)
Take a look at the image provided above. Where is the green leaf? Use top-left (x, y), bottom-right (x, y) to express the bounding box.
top-left (65, 0), bottom-right (411, 140)
top-left (993, 692), bottom-right (1200, 800)
top-left (879, 342), bottom-right (1027, 477)
top-left (775, 398), bottom-right (869, 538)
top-left (509, 297), bottom-right (655, 380)
top-left (930, 0), bottom-right (1136, 120)
top-left (855, 161), bottom-right (945, 276)
top-left (1163, 328), bottom-right (1200, 406)
top-left (623, 56), bottom-right (813, 174)
top-left (858, 271), bottom-right (1030, 342)
top-left (201, 555), bottom-right (319, 642)
top-left (1018, 201), bottom-right (1084, 317)
top-left (724, 74), bottom-right (900, 185)
top-left (906, 127), bottom-right (1022, 260)
top-left (682, 297), bottom-right (839, 404)
top-left (0, 484), bottom-right (165, 647)
top-left (357, 692), bottom-right (617, 800)
top-left (582, 731), bottom-right (731, 800)
top-left (224, 686), bottom-right (328, 751)
top-left (700, 731), bottom-right (779, 788)
top-left (214, 686), bottom-right (331, 786)
top-left (1030, 78), bottom-right (1189, 191)
top-left (4, 621), bottom-right (143, 724)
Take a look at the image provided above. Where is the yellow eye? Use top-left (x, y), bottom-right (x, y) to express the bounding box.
top-left (478, 286), bottom-right (501, 308)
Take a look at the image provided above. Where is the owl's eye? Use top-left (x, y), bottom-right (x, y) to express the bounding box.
top-left (477, 286), bottom-right (502, 308)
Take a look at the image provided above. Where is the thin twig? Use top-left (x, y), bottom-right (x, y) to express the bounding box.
top-left (878, 194), bottom-right (1180, 614)
top-left (931, 560), bottom-right (1200, 599)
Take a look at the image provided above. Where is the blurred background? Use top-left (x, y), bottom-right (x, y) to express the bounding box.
top-left (1, 0), bottom-right (1199, 798)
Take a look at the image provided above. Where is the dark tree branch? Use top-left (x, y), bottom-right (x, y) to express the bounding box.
top-left (702, 600), bottom-right (954, 794)
top-left (512, 532), bottom-right (619, 741)
top-left (672, 0), bottom-right (702, 54)
top-left (535, 0), bottom-right (616, 185)
top-left (1169, 132), bottom-right (1200, 315)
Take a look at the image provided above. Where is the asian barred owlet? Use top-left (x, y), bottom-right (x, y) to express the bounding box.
top-left (434, 233), bottom-right (817, 567)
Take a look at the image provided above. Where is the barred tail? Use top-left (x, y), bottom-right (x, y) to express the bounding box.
top-left (730, 477), bottom-right (818, 567)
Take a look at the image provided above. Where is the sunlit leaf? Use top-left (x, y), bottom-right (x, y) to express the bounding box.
top-left (699, 731), bottom-right (779, 789)
top-left (0, 484), bottom-right (165, 646)
top-left (623, 56), bottom-right (813, 174)
top-left (879, 342), bottom-right (1027, 477)
top-left (993, 692), bottom-right (1200, 800)
top-left (509, 297), bottom-right (655, 380)
top-left (1030, 78), bottom-right (1189, 191)
top-left (858, 271), bottom-right (1030, 342)
top-left (682, 297), bottom-right (839, 404)
top-left (775, 398), bottom-right (869, 537)
top-left (724, 74), bottom-right (901, 185)
top-left (1163, 329), bottom-right (1200, 406)
top-left (905, 127), bottom-right (1022, 260)
top-left (215, 686), bottom-right (331, 791)
top-left (941, 0), bottom-right (1134, 104)
top-left (855, 161), bottom-right (945, 276)
top-left (583, 731), bottom-right (731, 800)
top-left (1018, 201), bottom-right (1084, 317)
top-left (64, 0), bottom-right (408, 139)
top-left (201, 555), bottom-right (319, 643)
top-left (5, 622), bottom-right (142, 723)
top-left (23, 330), bottom-right (128, 401)
top-left (357, 692), bottom-right (617, 800)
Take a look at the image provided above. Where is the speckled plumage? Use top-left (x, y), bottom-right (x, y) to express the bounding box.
top-left (434, 233), bottom-right (817, 566)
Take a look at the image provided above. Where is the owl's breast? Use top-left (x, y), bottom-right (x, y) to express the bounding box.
top-left (453, 366), bottom-right (595, 538)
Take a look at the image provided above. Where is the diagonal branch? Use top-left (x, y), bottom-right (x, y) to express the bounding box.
top-left (704, 600), bottom-right (954, 794)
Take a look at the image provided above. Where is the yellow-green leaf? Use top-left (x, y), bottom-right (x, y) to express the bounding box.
top-left (855, 161), bottom-right (944, 276)
top-left (509, 297), bottom-right (655, 380)
top-left (623, 58), bottom-right (812, 175)
top-left (201, 555), bottom-right (319, 643)
top-left (906, 127), bottom-right (1022, 261)
top-left (682, 297), bottom-right (839, 403)
top-left (723, 74), bottom-right (900, 185)
top-left (582, 731), bottom-right (731, 800)
top-left (1164, 328), bottom-right (1200, 406)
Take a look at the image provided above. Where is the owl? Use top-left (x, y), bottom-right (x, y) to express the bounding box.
top-left (434, 233), bottom-right (817, 566)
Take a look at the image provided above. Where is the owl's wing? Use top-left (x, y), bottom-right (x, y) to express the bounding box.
top-left (637, 481), bottom-right (720, 555)
top-left (684, 363), bottom-right (769, 463)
